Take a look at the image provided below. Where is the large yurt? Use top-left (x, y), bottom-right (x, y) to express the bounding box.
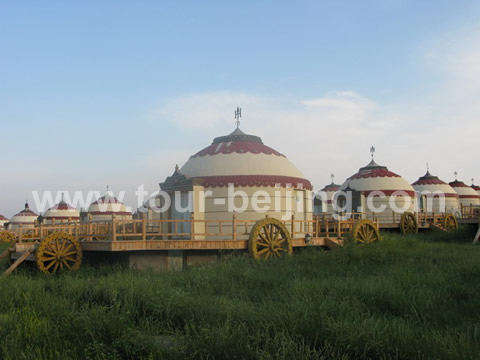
top-left (340, 156), bottom-right (416, 223)
top-left (155, 126), bottom-right (313, 239)
top-left (43, 196), bottom-right (81, 224)
top-left (449, 177), bottom-right (480, 208)
top-left (314, 175), bottom-right (340, 215)
top-left (0, 215), bottom-right (8, 229)
top-left (87, 193), bottom-right (133, 222)
top-left (412, 170), bottom-right (460, 215)
top-left (8, 202), bottom-right (39, 231)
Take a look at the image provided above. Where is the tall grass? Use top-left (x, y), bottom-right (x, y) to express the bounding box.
top-left (0, 228), bottom-right (479, 359)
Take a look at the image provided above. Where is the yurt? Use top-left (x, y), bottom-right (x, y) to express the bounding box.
top-left (449, 177), bottom-right (480, 208)
top-left (155, 125), bottom-right (313, 239)
top-left (314, 175), bottom-right (340, 215)
top-left (412, 170), bottom-right (460, 215)
top-left (471, 180), bottom-right (480, 197)
top-left (87, 193), bottom-right (132, 222)
top-left (8, 202), bottom-right (39, 231)
top-left (340, 155), bottom-right (416, 223)
top-left (0, 215), bottom-right (8, 229)
top-left (43, 195), bottom-right (80, 224)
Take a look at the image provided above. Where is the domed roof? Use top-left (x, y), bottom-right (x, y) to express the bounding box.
top-left (44, 197), bottom-right (80, 220)
top-left (10, 203), bottom-right (39, 225)
top-left (0, 215), bottom-right (8, 221)
top-left (471, 182), bottom-right (480, 193)
top-left (88, 194), bottom-right (132, 216)
top-left (341, 159), bottom-right (415, 196)
top-left (179, 127), bottom-right (312, 189)
top-left (412, 171), bottom-right (458, 198)
top-left (321, 183), bottom-right (340, 192)
top-left (449, 179), bottom-right (480, 199)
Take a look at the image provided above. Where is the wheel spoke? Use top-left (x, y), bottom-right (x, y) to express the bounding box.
top-left (258, 248), bottom-right (269, 255)
top-left (259, 233), bottom-right (269, 244)
top-left (52, 262), bottom-right (60, 274)
top-left (45, 260), bottom-right (57, 270)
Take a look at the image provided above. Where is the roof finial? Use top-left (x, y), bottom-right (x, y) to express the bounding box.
top-left (454, 171), bottom-right (458, 181)
top-left (330, 173), bottom-right (335, 184)
top-left (234, 106), bottom-right (242, 128)
top-left (370, 146), bottom-right (375, 160)
top-left (175, 164), bottom-right (179, 172)
top-left (61, 192), bottom-right (65, 201)
top-left (426, 162), bottom-right (429, 172)
top-left (106, 184), bottom-right (110, 195)
top-left (472, 178), bottom-right (475, 186)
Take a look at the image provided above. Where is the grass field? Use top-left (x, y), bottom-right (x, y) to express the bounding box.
top-left (0, 228), bottom-right (479, 360)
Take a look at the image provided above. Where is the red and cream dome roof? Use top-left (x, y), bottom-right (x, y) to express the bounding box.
top-left (341, 159), bottom-right (415, 196)
top-left (471, 183), bottom-right (480, 196)
top-left (44, 198), bottom-right (80, 221)
top-left (179, 127), bottom-right (311, 189)
top-left (412, 171), bottom-right (459, 199)
top-left (88, 194), bottom-right (132, 217)
top-left (449, 180), bottom-right (480, 203)
top-left (0, 215), bottom-right (8, 226)
top-left (9, 203), bottom-right (39, 226)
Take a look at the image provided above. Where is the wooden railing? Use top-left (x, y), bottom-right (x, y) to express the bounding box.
top-left (12, 213), bottom-right (368, 243)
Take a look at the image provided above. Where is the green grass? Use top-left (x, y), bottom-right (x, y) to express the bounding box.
top-left (0, 228), bottom-right (479, 359)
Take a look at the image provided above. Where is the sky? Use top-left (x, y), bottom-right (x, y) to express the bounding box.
top-left (1, 0), bottom-right (480, 217)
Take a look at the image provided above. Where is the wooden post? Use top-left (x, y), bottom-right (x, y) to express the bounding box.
top-left (142, 218), bottom-right (147, 241)
top-left (232, 214), bottom-right (237, 241)
top-left (291, 214), bottom-right (295, 240)
top-left (87, 214), bottom-right (92, 241)
top-left (18, 224), bottom-right (23, 243)
top-left (111, 215), bottom-right (117, 242)
top-left (190, 212), bottom-right (195, 241)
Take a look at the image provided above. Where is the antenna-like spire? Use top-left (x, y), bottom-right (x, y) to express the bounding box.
top-left (370, 146), bottom-right (376, 160)
top-left (454, 171), bottom-right (458, 181)
top-left (426, 162), bottom-right (429, 172)
top-left (61, 192), bottom-right (65, 202)
top-left (106, 185), bottom-right (110, 195)
top-left (234, 106), bottom-right (242, 128)
top-left (330, 173), bottom-right (335, 184)
top-left (472, 178), bottom-right (475, 185)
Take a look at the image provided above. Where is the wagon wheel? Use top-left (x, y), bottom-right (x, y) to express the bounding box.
top-left (249, 218), bottom-right (292, 260)
top-left (443, 213), bottom-right (458, 231)
top-left (352, 219), bottom-right (380, 244)
top-left (400, 212), bottom-right (418, 235)
top-left (36, 233), bottom-right (82, 274)
top-left (0, 231), bottom-right (16, 243)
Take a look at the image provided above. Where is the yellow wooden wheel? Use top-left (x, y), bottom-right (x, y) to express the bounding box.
top-left (352, 219), bottom-right (380, 244)
top-left (249, 218), bottom-right (292, 260)
top-left (400, 212), bottom-right (418, 235)
top-left (443, 213), bottom-right (458, 231)
top-left (36, 233), bottom-right (82, 274)
top-left (0, 231), bottom-right (16, 243)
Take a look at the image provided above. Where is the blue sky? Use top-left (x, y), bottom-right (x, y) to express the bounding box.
top-left (1, 0), bottom-right (480, 216)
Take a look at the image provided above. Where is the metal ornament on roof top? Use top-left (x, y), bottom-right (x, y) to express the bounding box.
top-left (331, 173), bottom-right (335, 183)
top-left (235, 106), bottom-right (242, 128)
top-left (454, 171), bottom-right (458, 181)
top-left (370, 146), bottom-right (375, 160)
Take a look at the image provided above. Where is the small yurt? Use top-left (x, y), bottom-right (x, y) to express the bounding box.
top-left (0, 215), bottom-right (8, 229)
top-left (449, 176), bottom-right (480, 208)
top-left (340, 153), bottom-right (416, 223)
top-left (314, 175), bottom-right (340, 215)
top-left (43, 196), bottom-right (81, 224)
top-left (87, 193), bottom-right (132, 222)
top-left (412, 170), bottom-right (460, 215)
top-left (471, 180), bottom-right (480, 197)
top-left (8, 202), bottom-right (39, 231)
top-left (156, 125), bottom-right (313, 239)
